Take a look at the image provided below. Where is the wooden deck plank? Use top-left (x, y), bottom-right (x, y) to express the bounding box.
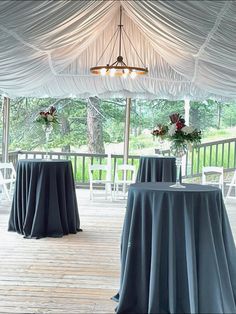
top-left (0, 189), bottom-right (235, 313)
top-left (0, 189), bottom-right (125, 314)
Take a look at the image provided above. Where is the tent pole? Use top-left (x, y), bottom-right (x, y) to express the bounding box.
top-left (123, 98), bottom-right (131, 164)
top-left (184, 99), bottom-right (190, 125)
top-left (2, 96), bottom-right (10, 162)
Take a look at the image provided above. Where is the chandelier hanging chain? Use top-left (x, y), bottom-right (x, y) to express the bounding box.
top-left (96, 28), bottom-right (119, 66)
top-left (118, 5), bottom-right (123, 58)
top-left (90, 5), bottom-right (148, 77)
top-left (109, 31), bottom-right (119, 66)
top-left (122, 31), bottom-right (129, 66)
top-left (122, 28), bottom-right (146, 68)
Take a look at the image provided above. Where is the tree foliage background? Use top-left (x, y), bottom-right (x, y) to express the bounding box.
top-left (0, 97), bottom-right (236, 154)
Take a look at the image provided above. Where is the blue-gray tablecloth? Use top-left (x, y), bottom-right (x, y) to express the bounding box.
top-left (8, 159), bottom-right (81, 238)
top-left (136, 156), bottom-right (177, 183)
top-left (115, 182), bottom-right (236, 313)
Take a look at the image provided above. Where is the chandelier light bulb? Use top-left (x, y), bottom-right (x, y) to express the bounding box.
top-left (100, 68), bottom-right (107, 76)
top-left (124, 68), bottom-right (130, 74)
top-left (130, 71), bottom-right (137, 79)
top-left (110, 68), bottom-right (116, 76)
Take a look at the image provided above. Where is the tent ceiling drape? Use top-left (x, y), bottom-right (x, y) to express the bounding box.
top-left (0, 0), bottom-right (235, 100)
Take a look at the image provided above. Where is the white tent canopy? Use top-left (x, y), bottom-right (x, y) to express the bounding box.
top-left (0, 0), bottom-right (236, 100)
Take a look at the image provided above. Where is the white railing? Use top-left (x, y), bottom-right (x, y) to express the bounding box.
top-left (4, 136), bottom-right (236, 185)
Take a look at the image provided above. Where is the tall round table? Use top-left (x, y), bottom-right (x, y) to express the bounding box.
top-left (136, 156), bottom-right (178, 182)
top-left (115, 182), bottom-right (236, 313)
top-left (8, 159), bottom-right (81, 238)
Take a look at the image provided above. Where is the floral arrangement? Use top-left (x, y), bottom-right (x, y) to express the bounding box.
top-left (151, 113), bottom-right (201, 148)
top-left (35, 106), bottom-right (58, 127)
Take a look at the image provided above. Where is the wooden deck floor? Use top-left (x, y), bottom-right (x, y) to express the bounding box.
top-left (0, 189), bottom-right (126, 314)
top-left (0, 189), bottom-right (235, 314)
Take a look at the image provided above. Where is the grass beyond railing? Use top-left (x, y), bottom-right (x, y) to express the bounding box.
top-left (11, 151), bottom-right (140, 186)
top-left (161, 137), bottom-right (236, 178)
top-left (4, 136), bottom-right (236, 185)
top-left (187, 137), bottom-right (236, 177)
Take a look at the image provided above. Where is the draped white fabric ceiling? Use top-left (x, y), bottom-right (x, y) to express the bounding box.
top-left (0, 0), bottom-right (235, 100)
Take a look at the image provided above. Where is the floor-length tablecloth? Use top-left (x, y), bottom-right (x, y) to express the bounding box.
top-left (8, 159), bottom-right (81, 238)
top-left (115, 182), bottom-right (236, 313)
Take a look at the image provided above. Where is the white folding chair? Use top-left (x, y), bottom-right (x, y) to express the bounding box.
top-left (202, 166), bottom-right (224, 196)
top-left (88, 163), bottom-right (113, 200)
top-left (226, 170), bottom-right (236, 200)
top-left (114, 164), bottom-right (136, 199)
top-left (0, 162), bottom-right (16, 201)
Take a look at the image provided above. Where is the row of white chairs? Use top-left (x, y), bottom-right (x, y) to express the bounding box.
top-left (89, 163), bottom-right (136, 201)
top-left (0, 162), bottom-right (16, 201)
top-left (202, 166), bottom-right (224, 194)
top-left (0, 161), bottom-right (235, 202)
top-left (202, 166), bottom-right (236, 200)
top-left (0, 160), bottom-right (136, 202)
top-left (226, 170), bottom-right (236, 200)
top-left (89, 164), bottom-right (236, 201)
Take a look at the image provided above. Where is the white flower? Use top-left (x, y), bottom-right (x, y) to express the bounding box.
top-left (182, 126), bottom-right (194, 134)
top-left (168, 124), bottom-right (177, 136)
top-left (47, 114), bottom-right (54, 122)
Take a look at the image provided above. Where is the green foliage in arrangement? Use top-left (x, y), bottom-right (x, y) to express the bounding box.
top-left (151, 113), bottom-right (201, 147)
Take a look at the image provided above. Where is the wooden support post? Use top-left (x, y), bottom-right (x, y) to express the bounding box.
top-left (123, 98), bottom-right (131, 165)
top-left (2, 96), bottom-right (10, 162)
top-left (184, 99), bottom-right (190, 125)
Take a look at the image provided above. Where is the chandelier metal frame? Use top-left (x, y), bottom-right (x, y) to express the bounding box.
top-left (90, 6), bottom-right (148, 78)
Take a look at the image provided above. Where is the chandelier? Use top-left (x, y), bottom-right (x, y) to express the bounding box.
top-left (90, 6), bottom-right (148, 78)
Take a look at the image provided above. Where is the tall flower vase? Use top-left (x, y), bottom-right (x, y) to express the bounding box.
top-left (42, 124), bottom-right (53, 159)
top-left (156, 137), bottom-right (165, 156)
top-left (170, 142), bottom-right (187, 188)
